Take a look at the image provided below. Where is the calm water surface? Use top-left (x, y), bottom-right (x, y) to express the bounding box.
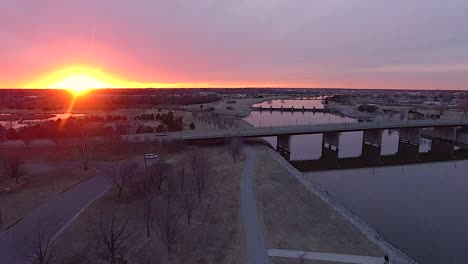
top-left (252, 99), bottom-right (325, 109)
top-left (244, 99), bottom-right (468, 264)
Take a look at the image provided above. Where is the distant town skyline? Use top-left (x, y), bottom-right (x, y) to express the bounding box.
top-left (1, 0), bottom-right (467, 90)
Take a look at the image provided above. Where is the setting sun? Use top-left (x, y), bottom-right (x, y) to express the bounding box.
top-left (53, 74), bottom-right (108, 95)
top-left (25, 66), bottom-right (124, 95)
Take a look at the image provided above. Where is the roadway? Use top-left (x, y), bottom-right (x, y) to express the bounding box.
top-left (162, 119), bottom-right (468, 141)
top-left (0, 162), bottom-right (113, 264)
top-left (2, 119), bottom-right (468, 148)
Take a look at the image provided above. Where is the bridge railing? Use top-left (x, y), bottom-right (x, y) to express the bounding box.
top-left (228, 119), bottom-right (468, 136)
top-left (165, 118), bottom-right (468, 140)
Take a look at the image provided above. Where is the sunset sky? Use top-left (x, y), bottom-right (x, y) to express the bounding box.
top-left (1, 0), bottom-right (467, 89)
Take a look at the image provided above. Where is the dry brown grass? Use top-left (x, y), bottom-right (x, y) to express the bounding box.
top-left (253, 146), bottom-right (384, 257)
top-left (52, 145), bottom-right (245, 264)
top-left (0, 166), bottom-right (95, 230)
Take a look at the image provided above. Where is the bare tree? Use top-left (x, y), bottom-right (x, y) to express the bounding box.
top-left (29, 230), bottom-right (53, 264)
top-left (0, 125), bottom-right (6, 142)
top-left (459, 98), bottom-right (468, 116)
top-left (438, 102), bottom-right (448, 116)
top-left (164, 177), bottom-right (177, 212)
top-left (99, 209), bottom-right (131, 264)
top-left (196, 170), bottom-right (207, 203)
top-left (0, 208), bottom-right (3, 231)
top-left (1, 154), bottom-right (24, 184)
top-left (298, 252), bottom-right (306, 264)
top-left (21, 129), bottom-right (33, 148)
top-left (140, 172), bottom-right (159, 238)
top-left (229, 137), bottom-right (242, 162)
top-left (76, 132), bottom-right (96, 171)
top-left (107, 161), bottom-right (137, 199)
top-left (0, 160), bottom-right (8, 184)
top-left (157, 208), bottom-right (180, 257)
top-left (190, 152), bottom-right (210, 202)
top-left (179, 167), bottom-right (185, 192)
top-left (148, 162), bottom-right (166, 191)
top-left (183, 191), bottom-right (196, 225)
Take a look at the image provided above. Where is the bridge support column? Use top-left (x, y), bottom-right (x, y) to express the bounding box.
top-left (277, 135), bottom-right (291, 161)
top-left (362, 129), bottom-right (382, 165)
top-left (321, 132), bottom-right (339, 164)
top-left (398, 128), bottom-right (421, 162)
top-left (399, 128), bottom-right (421, 145)
top-left (430, 126), bottom-right (456, 159)
top-left (430, 139), bottom-right (455, 160)
top-left (456, 126), bottom-right (468, 149)
top-left (432, 126), bottom-right (456, 141)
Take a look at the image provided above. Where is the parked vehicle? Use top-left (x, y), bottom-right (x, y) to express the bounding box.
top-left (144, 153), bottom-right (159, 160)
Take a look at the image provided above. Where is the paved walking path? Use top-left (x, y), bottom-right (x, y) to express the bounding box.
top-left (240, 147), bottom-right (270, 264)
top-left (268, 249), bottom-right (387, 264)
top-left (0, 164), bottom-right (112, 264)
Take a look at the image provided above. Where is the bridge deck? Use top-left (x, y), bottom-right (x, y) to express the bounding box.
top-left (2, 119), bottom-right (468, 148)
top-left (162, 119), bottom-right (468, 141)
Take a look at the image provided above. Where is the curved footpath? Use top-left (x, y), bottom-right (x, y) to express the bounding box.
top-left (240, 147), bottom-right (270, 264)
top-left (0, 163), bottom-right (112, 264)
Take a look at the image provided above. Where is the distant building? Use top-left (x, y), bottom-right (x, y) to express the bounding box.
top-left (423, 101), bottom-right (442, 106)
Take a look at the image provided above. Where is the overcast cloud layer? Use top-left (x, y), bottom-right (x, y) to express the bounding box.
top-left (1, 0), bottom-right (467, 89)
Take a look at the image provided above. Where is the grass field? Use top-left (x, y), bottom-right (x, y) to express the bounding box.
top-left (52, 145), bottom-right (246, 264)
top-left (253, 145), bottom-right (384, 258)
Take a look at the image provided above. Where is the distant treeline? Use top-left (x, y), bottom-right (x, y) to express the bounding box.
top-left (0, 111), bottom-right (183, 141)
top-left (0, 89), bottom-right (221, 111)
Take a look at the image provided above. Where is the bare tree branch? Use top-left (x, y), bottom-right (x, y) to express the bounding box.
top-left (229, 137), bottom-right (243, 162)
top-left (99, 209), bottom-right (131, 264)
top-left (179, 167), bottom-right (185, 192)
top-left (1, 154), bottom-right (24, 184)
top-left (76, 132), bottom-right (96, 171)
top-left (107, 161), bottom-right (138, 199)
top-left (29, 229), bottom-right (53, 264)
top-left (182, 191), bottom-right (196, 225)
top-left (157, 207), bottom-right (180, 258)
top-left (190, 152), bottom-right (210, 203)
top-left (139, 171), bottom-right (160, 238)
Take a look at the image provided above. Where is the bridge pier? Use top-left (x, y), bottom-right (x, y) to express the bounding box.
top-left (362, 129), bottom-right (382, 165)
top-left (277, 135), bottom-right (291, 161)
top-left (430, 138), bottom-right (455, 160)
top-left (321, 132), bottom-right (339, 164)
top-left (455, 126), bottom-right (468, 150)
top-left (429, 126), bottom-right (456, 159)
top-left (397, 128), bottom-right (421, 162)
top-left (399, 128), bottom-right (421, 145)
top-left (432, 126), bottom-right (456, 141)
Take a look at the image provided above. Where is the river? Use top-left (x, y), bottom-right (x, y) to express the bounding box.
top-left (244, 99), bottom-right (468, 264)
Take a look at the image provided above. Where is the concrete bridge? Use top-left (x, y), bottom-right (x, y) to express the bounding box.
top-left (2, 119), bottom-right (468, 153)
top-left (251, 106), bottom-right (330, 113)
top-left (163, 119), bottom-right (468, 161)
top-left (165, 119), bottom-right (468, 141)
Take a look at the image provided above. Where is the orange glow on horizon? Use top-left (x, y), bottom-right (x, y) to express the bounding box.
top-left (21, 65), bottom-right (297, 90)
top-left (25, 66), bottom-right (127, 94)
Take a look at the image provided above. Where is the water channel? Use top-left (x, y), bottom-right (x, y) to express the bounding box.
top-left (244, 99), bottom-right (468, 264)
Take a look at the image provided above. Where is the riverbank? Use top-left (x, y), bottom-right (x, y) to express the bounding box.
top-left (264, 146), bottom-right (416, 264)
